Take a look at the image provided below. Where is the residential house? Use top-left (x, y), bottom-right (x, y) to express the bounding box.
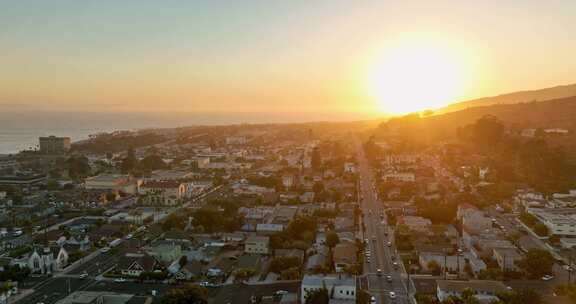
top-left (399, 216), bottom-right (432, 232)
top-left (493, 247), bottom-right (522, 272)
top-left (419, 252), bottom-right (486, 275)
top-left (117, 252), bottom-right (158, 277)
top-left (301, 275), bottom-right (356, 304)
top-left (245, 236), bottom-right (269, 255)
top-left (436, 280), bottom-right (508, 303)
top-left (333, 242), bottom-right (357, 273)
top-left (148, 241), bottom-right (182, 263)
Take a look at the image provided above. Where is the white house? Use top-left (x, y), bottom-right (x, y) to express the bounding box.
top-left (437, 280), bottom-right (508, 303)
top-left (492, 247), bottom-right (522, 272)
top-left (462, 210), bottom-right (492, 233)
top-left (301, 275), bottom-right (356, 303)
top-left (344, 163), bottom-right (356, 174)
top-left (244, 236), bottom-right (269, 254)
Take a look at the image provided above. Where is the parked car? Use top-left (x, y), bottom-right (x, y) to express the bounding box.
top-left (542, 275), bottom-right (554, 281)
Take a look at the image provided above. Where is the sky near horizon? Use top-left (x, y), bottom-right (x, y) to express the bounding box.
top-left (1, 0), bottom-right (576, 118)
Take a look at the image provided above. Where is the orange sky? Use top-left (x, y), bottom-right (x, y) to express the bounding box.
top-left (1, 1), bottom-right (576, 118)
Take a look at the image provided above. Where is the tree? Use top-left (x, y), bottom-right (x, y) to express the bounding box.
top-left (279, 267), bottom-right (300, 280)
top-left (138, 154), bottom-right (167, 172)
top-left (356, 289), bottom-right (371, 304)
top-left (517, 249), bottom-right (554, 279)
top-left (496, 289), bottom-right (543, 304)
top-left (121, 148), bottom-right (138, 174)
top-left (311, 148), bottom-right (321, 170)
top-left (533, 223), bottom-right (548, 237)
top-left (162, 213), bottom-right (186, 232)
top-left (161, 284), bottom-right (208, 304)
top-left (427, 260), bottom-right (441, 275)
top-left (233, 268), bottom-right (256, 282)
top-left (269, 256), bottom-right (301, 274)
top-left (67, 155), bottom-right (91, 178)
top-left (305, 287), bottom-right (329, 304)
top-left (460, 288), bottom-right (480, 304)
top-left (325, 231), bottom-right (340, 250)
top-left (178, 255), bottom-right (188, 268)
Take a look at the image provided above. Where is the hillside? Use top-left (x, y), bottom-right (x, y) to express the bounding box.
top-left (437, 83), bottom-right (576, 114)
top-left (376, 95), bottom-right (576, 142)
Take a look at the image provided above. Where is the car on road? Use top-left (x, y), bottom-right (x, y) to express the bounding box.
top-left (386, 275), bottom-right (392, 283)
top-left (542, 275), bottom-right (554, 281)
top-left (389, 292), bottom-right (396, 299)
top-left (564, 265), bottom-right (573, 272)
top-left (79, 272), bottom-right (88, 278)
top-left (376, 268), bottom-right (382, 276)
top-left (114, 278), bottom-right (127, 283)
top-left (370, 296), bottom-right (377, 304)
top-left (275, 290), bottom-right (288, 296)
top-left (387, 241), bottom-right (392, 247)
top-left (392, 262), bottom-right (399, 269)
top-left (372, 237), bottom-right (377, 242)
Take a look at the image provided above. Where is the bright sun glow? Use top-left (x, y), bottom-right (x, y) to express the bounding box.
top-left (367, 38), bottom-right (473, 115)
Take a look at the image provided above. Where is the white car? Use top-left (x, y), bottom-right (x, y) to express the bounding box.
top-left (370, 296), bottom-right (377, 304)
top-left (275, 290), bottom-right (288, 296)
top-left (542, 275), bottom-right (554, 281)
top-left (79, 273), bottom-right (88, 278)
top-left (389, 292), bottom-right (396, 299)
top-left (114, 278), bottom-right (126, 283)
top-left (376, 268), bottom-right (382, 276)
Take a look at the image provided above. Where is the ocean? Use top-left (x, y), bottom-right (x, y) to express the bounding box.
top-left (0, 110), bottom-right (364, 154)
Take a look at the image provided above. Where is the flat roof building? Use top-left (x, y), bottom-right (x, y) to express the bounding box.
top-left (39, 136), bottom-right (71, 154)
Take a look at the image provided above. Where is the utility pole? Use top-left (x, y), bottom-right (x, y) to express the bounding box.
top-left (569, 254), bottom-right (572, 283)
top-left (503, 255), bottom-right (506, 279)
top-left (444, 252), bottom-right (448, 280)
top-left (407, 259), bottom-right (411, 298)
top-left (456, 252), bottom-right (460, 279)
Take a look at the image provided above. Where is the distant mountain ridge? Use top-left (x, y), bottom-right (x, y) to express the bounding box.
top-left (437, 83), bottom-right (576, 114)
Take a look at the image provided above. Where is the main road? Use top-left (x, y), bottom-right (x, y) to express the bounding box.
top-left (357, 140), bottom-right (410, 304)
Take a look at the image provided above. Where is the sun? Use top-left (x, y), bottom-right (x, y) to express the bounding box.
top-left (367, 38), bottom-right (470, 115)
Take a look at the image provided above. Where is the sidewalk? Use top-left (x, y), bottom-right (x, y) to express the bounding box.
top-left (9, 288), bottom-right (34, 303)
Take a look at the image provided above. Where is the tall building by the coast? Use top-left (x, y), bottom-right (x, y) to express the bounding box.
top-left (39, 136), bottom-right (71, 154)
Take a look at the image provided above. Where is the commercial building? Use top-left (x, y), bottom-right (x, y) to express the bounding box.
top-left (84, 174), bottom-right (140, 194)
top-left (529, 208), bottom-right (576, 236)
top-left (39, 136), bottom-right (71, 154)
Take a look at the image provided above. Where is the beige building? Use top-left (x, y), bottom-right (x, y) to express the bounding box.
top-left (245, 236), bottom-right (269, 254)
top-left (39, 136), bottom-right (70, 154)
top-left (84, 174), bottom-right (140, 194)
